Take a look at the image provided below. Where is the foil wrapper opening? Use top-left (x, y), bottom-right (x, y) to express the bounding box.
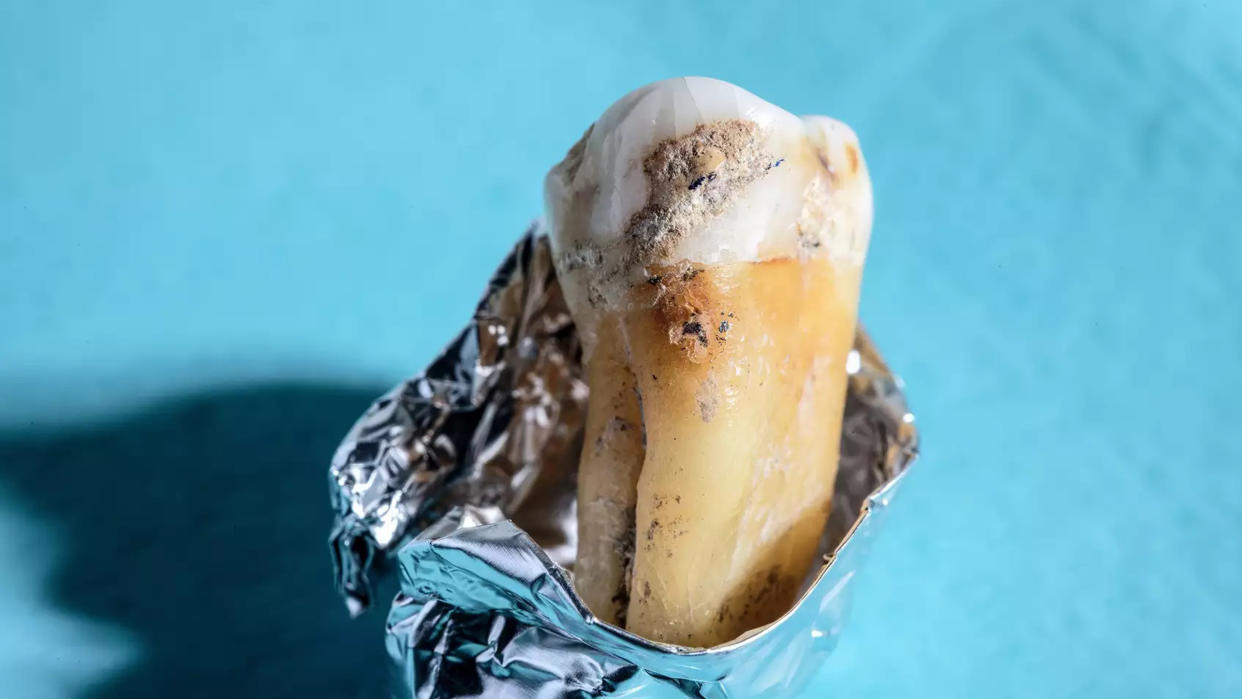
top-left (329, 229), bottom-right (918, 696)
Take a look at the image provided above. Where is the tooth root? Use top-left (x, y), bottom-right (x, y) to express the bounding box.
top-left (573, 319), bottom-right (644, 626)
top-left (620, 258), bottom-right (859, 646)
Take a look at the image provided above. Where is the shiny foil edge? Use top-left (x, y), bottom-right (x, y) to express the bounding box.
top-left (386, 476), bottom-right (908, 697)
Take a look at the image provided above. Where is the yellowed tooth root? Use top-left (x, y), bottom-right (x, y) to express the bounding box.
top-left (573, 320), bottom-right (645, 625)
top-left (622, 258), bottom-right (859, 647)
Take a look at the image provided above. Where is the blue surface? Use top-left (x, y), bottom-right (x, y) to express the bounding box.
top-left (2, 1), bottom-right (1240, 697)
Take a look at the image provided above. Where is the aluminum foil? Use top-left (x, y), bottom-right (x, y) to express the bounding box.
top-left (329, 229), bottom-right (918, 697)
top-left (329, 229), bottom-right (587, 614)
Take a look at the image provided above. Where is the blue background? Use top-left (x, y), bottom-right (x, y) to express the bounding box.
top-left (2, 1), bottom-right (1240, 697)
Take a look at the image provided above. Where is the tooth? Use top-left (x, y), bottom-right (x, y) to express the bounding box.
top-left (546, 77), bottom-right (872, 646)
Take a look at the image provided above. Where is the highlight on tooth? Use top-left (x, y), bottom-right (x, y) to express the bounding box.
top-left (545, 77), bottom-right (874, 647)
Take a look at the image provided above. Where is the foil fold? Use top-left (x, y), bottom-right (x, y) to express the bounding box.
top-left (329, 230), bottom-right (918, 696)
top-left (329, 230), bottom-right (586, 614)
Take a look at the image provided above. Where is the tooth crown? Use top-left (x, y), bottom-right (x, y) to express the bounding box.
top-left (545, 76), bottom-right (872, 350)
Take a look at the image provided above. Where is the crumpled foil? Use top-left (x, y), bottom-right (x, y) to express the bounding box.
top-left (329, 229), bottom-right (587, 614)
top-left (329, 229), bottom-right (918, 697)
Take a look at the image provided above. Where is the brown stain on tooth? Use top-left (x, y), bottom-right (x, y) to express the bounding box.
top-left (626, 119), bottom-right (769, 267)
top-left (845, 142), bottom-right (860, 175)
top-left (637, 261), bottom-right (731, 365)
top-left (815, 146), bottom-right (841, 186)
top-left (696, 374), bottom-right (718, 423)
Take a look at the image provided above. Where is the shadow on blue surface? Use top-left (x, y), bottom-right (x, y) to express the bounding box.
top-left (0, 383), bottom-right (394, 699)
